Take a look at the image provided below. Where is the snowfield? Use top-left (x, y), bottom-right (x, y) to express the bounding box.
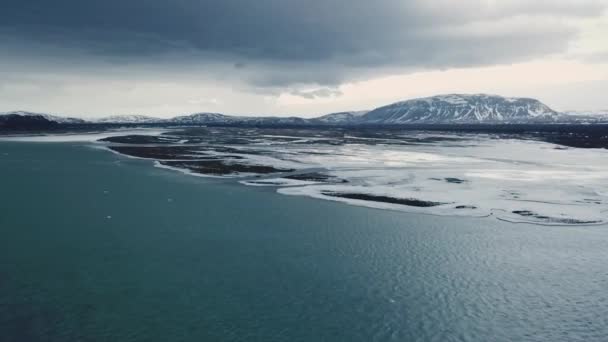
top-left (259, 138), bottom-right (608, 225)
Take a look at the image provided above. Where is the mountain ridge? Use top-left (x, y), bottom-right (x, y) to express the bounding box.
top-left (2, 94), bottom-right (606, 127)
top-left (0, 111), bottom-right (86, 124)
top-left (92, 115), bottom-right (166, 124)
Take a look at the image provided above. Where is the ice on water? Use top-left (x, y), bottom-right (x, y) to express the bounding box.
top-left (0, 129), bottom-right (167, 142)
top-left (5, 129), bottom-right (607, 225)
top-left (240, 136), bottom-right (608, 225)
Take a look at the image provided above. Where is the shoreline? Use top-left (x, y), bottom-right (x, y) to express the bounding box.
top-left (2, 127), bottom-right (607, 227)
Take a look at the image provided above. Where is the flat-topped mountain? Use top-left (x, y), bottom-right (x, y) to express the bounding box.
top-left (360, 94), bottom-right (558, 124)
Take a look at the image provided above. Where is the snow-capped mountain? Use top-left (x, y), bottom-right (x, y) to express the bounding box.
top-left (171, 113), bottom-right (235, 124)
top-left (313, 111), bottom-right (369, 124)
top-left (171, 113), bottom-right (309, 126)
top-left (234, 116), bottom-right (310, 126)
top-left (94, 115), bottom-right (165, 124)
top-left (1, 111), bottom-right (85, 124)
top-left (360, 94), bottom-right (558, 124)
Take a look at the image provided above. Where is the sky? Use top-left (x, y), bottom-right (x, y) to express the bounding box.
top-left (1, 0), bottom-right (607, 118)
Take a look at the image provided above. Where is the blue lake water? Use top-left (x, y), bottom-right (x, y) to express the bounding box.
top-left (1, 142), bottom-right (607, 341)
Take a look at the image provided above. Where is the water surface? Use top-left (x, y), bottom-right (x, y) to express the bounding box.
top-left (1, 142), bottom-right (607, 341)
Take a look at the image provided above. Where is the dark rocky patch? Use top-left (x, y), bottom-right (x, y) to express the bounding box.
top-left (445, 177), bottom-right (466, 184)
top-left (321, 191), bottom-right (446, 207)
top-left (160, 160), bottom-right (294, 176)
top-left (430, 177), bottom-right (467, 184)
top-left (285, 172), bottom-right (348, 183)
top-left (243, 180), bottom-right (285, 185)
top-left (455, 205), bottom-right (477, 209)
top-left (511, 210), bottom-right (600, 225)
top-left (512, 210), bottom-right (537, 217)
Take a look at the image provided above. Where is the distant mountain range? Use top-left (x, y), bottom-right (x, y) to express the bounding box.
top-left (2, 94), bottom-right (607, 129)
top-left (314, 111), bottom-right (369, 124)
top-left (92, 115), bottom-right (166, 124)
top-left (0, 111), bottom-right (86, 124)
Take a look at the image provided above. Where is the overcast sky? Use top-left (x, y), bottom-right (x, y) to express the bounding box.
top-left (1, 0), bottom-right (607, 117)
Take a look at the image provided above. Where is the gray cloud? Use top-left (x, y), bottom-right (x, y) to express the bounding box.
top-left (1, 0), bottom-right (606, 89)
top-left (580, 51), bottom-right (608, 63)
top-left (289, 88), bottom-right (343, 99)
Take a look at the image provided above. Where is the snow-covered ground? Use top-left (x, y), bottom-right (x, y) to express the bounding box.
top-left (231, 135), bottom-right (608, 226)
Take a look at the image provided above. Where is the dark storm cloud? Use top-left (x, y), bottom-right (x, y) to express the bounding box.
top-left (1, 0), bottom-right (606, 87)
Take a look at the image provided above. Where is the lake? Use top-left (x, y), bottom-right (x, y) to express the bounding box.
top-left (1, 142), bottom-right (607, 341)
